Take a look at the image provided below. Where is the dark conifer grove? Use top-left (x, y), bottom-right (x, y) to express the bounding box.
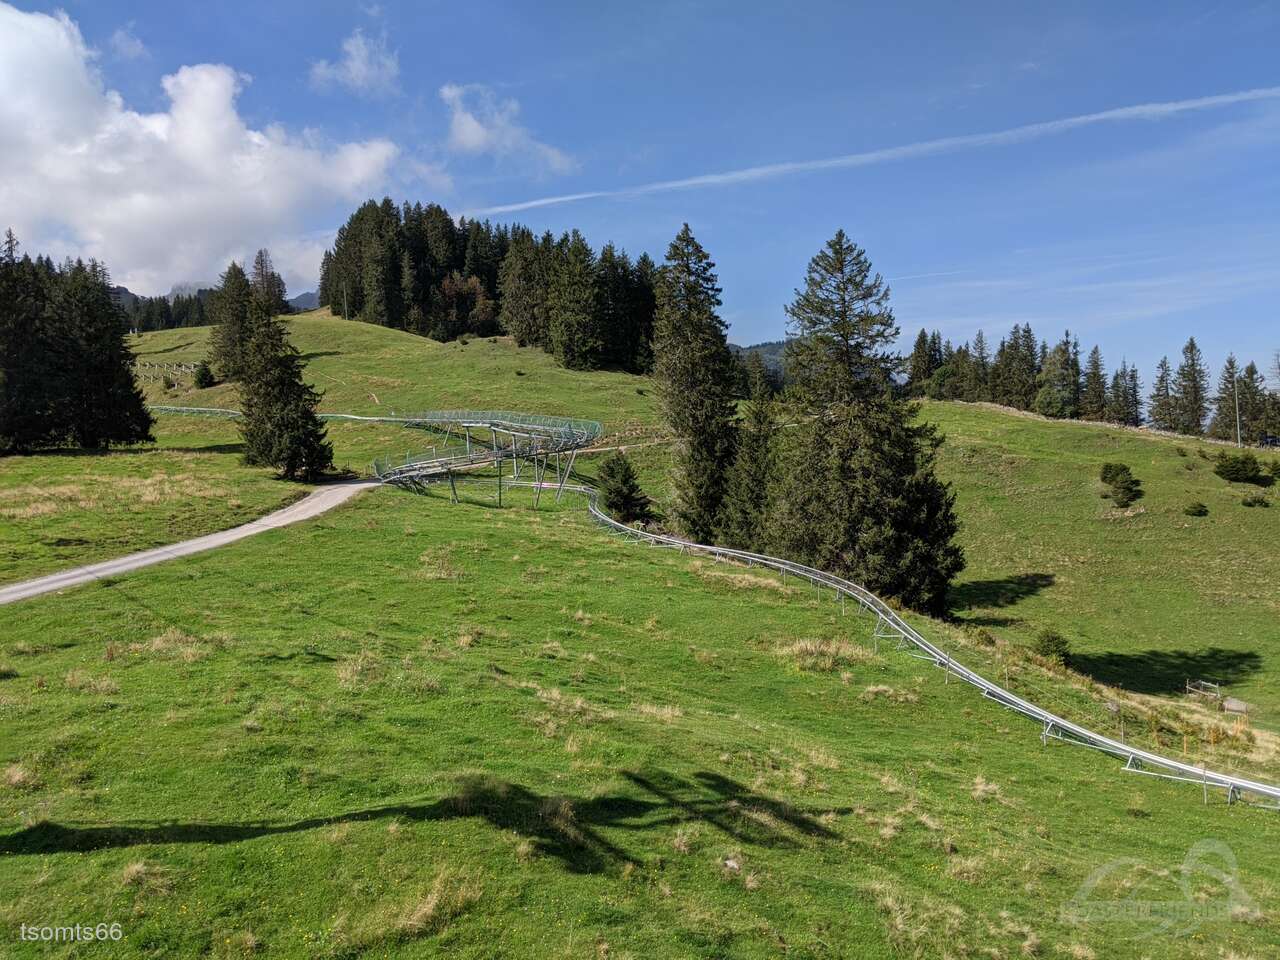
top-left (317, 199), bottom-right (657, 372)
top-left (0, 231), bottom-right (152, 453)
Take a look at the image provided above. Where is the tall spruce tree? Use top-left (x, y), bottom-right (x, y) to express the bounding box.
top-left (51, 259), bottom-right (153, 449)
top-left (239, 299), bottom-right (333, 480)
top-left (497, 228), bottom-right (545, 346)
top-left (547, 231), bottom-right (602, 369)
top-left (0, 232), bottom-right (58, 451)
top-left (1172, 337), bottom-right (1210, 436)
top-left (964, 330), bottom-right (991, 402)
top-left (1148, 357), bottom-right (1176, 431)
top-left (1208, 354), bottom-right (1243, 443)
top-left (784, 230), bottom-right (900, 407)
top-left (1081, 345), bottom-right (1107, 420)
top-left (907, 329), bottom-right (935, 395)
top-left (719, 353), bottom-right (776, 551)
top-left (1033, 335), bottom-right (1077, 419)
top-left (249, 248), bottom-right (289, 315)
top-left (1237, 361), bottom-right (1268, 445)
top-left (652, 224), bottom-right (737, 541)
top-left (208, 262), bottom-right (254, 381)
top-left (771, 231), bottom-right (963, 615)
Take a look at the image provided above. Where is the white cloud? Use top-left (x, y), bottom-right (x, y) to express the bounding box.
top-left (109, 24), bottom-right (147, 61)
top-left (469, 85), bottom-right (1280, 214)
top-left (439, 83), bottom-right (576, 175)
top-left (310, 27), bottom-right (398, 97)
top-left (406, 159), bottom-right (454, 194)
top-left (0, 3), bottom-right (398, 295)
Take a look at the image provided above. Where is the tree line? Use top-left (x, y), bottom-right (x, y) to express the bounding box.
top-left (906, 326), bottom-right (1279, 443)
top-left (0, 230), bottom-right (152, 453)
top-left (646, 225), bottom-right (962, 616)
top-left (316, 199), bottom-right (657, 372)
top-left (126, 291), bottom-right (212, 332)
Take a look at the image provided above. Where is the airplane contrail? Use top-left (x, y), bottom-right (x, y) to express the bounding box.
top-left (465, 86), bottom-right (1280, 216)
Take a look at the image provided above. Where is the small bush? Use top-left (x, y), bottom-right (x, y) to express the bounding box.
top-left (1183, 501), bottom-right (1208, 517)
top-left (193, 360), bottom-right (216, 388)
top-left (1174, 446), bottom-right (1187, 457)
top-left (1268, 460), bottom-right (1280, 480)
top-left (1242, 493), bottom-right (1270, 508)
top-left (1099, 463), bottom-right (1142, 507)
top-left (162, 375), bottom-right (176, 390)
top-left (1214, 451), bottom-right (1273, 486)
top-left (1032, 629), bottom-right (1070, 664)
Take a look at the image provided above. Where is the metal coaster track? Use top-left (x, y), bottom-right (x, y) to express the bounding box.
top-left (151, 404), bottom-right (1280, 810)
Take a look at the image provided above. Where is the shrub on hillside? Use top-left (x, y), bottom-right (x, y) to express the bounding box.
top-left (194, 360), bottom-right (216, 389)
top-left (1242, 493), bottom-right (1270, 508)
top-left (1032, 629), bottom-right (1070, 664)
top-left (1214, 451), bottom-right (1273, 486)
top-left (1183, 501), bottom-right (1209, 517)
top-left (1099, 462), bottom-right (1142, 508)
top-left (597, 451), bottom-right (653, 524)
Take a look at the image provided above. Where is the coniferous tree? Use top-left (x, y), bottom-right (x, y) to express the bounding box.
top-left (208, 262), bottom-right (254, 381)
top-left (1208, 355), bottom-right (1243, 443)
top-left (595, 242), bottom-right (633, 368)
top-left (596, 450), bottom-right (653, 524)
top-left (628, 253), bottom-right (658, 373)
top-left (48, 259), bottom-right (153, 449)
top-left (652, 224), bottom-right (737, 541)
top-left (239, 300), bottom-right (333, 480)
top-left (1033, 335), bottom-right (1078, 419)
top-left (1148, 357), bottom-right (1176, 431)
top-left (964, 330), bottom-right (991, 402)
top-left (784, 230), bottom-right (900, 407)
top-left (249, 248), bottom-right (289, 316)
top-left (1172, 337), bottom-right (1210, 436)
top-left (1081, 345), bottom-right (1107, 420)
top-left (547, 231), bottom-right (602, 370)
top-left (497, 228), bottom-right (545, 347)
top-left (907, 329), bottom-right (935, 394)
top-left (771, 231), bottom-right (963, 615)
top-left (0, 232), bottom-right (58, 451)
top-left (1125, 363), bottom-right (1143, 427)
top-left (719, 353), bottom-right (777, 551)
top-left (1237, 361), bottom-right (1268, 445)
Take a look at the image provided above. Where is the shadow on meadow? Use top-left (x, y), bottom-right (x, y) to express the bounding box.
top-left (1071, 646), bottom-right (1263, 696)
top-left (0, 770), bottom-right (848, 874)
top-left (949, 572), bottom-right (1055, 611)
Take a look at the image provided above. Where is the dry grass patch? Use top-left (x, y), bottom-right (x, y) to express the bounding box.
top-left (336, 649), bottom-right (383, 689)
top-left (774, 638), bottom-right (878, 673)
top-left (971, 775), bottom-right (1002, 801)
top-left (126, 627), bottom-right (226, 663)
top-left (634, 702), bottom-right (683, 723)
top-left (859, 684), bottom-right (919, 704)
top-left (64, 669), bottom-right (119, 695)
top-left (4, 763), bottom-right (39, 790)
top-left (396, 868), bottom-right (483, 938)
top-left (122, 860), bottom-right (174, 894)
top-left (415, 546), bottom-right (462, 581)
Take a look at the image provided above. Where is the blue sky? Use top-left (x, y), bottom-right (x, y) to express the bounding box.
top-left (3, 2), bottom-right (1278, 380)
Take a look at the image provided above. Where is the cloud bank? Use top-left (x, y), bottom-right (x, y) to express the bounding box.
top-left (0, 4), bottom-right (398, 294)
top-left (469, 86), bottom-right (1280, 215)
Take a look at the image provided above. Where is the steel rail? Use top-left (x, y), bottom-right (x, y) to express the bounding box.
top-left (152, 404), bottom-right (1279, 809)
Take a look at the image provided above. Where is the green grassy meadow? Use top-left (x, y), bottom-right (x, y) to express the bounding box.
top-left (2, 483), bottom-right (1277, 958)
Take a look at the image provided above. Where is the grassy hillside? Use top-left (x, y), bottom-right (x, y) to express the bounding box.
top-left (2, 484), bottom-right (1277, 959)
top-left (926, 401), bottom-right (1280, 727)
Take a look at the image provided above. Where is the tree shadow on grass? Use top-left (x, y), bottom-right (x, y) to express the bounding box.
top-left (1070, 647), bottom-right (1263, 696)
top-left (0, 770), bottom-right (849, 873)
top-left (949, 572), bottom-right (1055, 612)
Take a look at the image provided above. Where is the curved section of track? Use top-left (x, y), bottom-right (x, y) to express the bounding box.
top-left (148, 406), bottom-right (1280, 808)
